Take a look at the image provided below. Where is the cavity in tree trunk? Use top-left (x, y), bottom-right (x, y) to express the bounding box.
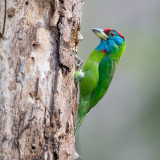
top-left (0, 0), bottom-right (83, 159)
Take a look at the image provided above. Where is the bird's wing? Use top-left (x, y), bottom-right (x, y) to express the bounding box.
top-left (89, 55), bottom-right (116, 109)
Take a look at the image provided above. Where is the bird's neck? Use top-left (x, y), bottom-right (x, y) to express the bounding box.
top-left (96, 39), bottom-right (125, 63)
top-left (96, 40), bottom-right (109, 53)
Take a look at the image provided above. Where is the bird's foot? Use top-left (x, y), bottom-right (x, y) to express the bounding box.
top-left (75, 151), bottom-right (79, 159)
top-left (73, 50), bottom-right (83, 70)
top-left (74, 70), bottom-right (85, 83)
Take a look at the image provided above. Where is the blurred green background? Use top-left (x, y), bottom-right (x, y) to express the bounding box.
top-left (76, 0), bottom-right (160, 159)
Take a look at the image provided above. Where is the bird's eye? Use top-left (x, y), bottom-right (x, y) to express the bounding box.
top-left (110, 32), bottom-right (115, 37)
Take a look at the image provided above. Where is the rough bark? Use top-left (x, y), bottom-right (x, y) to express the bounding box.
top-left (0, 0), bottom-right (83, 159)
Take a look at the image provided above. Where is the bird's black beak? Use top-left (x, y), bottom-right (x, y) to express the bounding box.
top-left (91, 28), bottom-right (108, 40)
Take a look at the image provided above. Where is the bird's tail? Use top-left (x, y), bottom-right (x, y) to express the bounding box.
top-left (74, 116), bottom-right (84, 137)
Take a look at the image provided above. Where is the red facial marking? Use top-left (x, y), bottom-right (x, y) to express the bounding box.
top-left (104, 28), bottom-right (125, 39)
top-left (101, 49), bottom-right (106, 54)
top-left (116, 31), bottom-right (125, 38)
top-left (104, 28), bottom-right (112, 35)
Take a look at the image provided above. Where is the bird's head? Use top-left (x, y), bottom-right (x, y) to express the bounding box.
top-left (91, 28), bottom-right (125, 45)
top-left (91, 28), bottom-right (125, 59)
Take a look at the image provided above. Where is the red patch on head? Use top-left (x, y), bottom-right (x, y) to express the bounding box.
top-left (101, 49), bottom-right (106, 54)
top-left (104, 28), bottom-right (125, 39)
top-left (104, 28), bottom-right (112, 35)
top-left (116, 31), bottom-right (125, 38)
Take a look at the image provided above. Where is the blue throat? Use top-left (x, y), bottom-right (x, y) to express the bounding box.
top-left (96, 38), bottom-right (124, 54)
top-left (96, 40), bottom-right (109, 53)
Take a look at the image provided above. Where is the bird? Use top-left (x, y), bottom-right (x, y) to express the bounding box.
top-left (74, 28), bottom-right (126, 137)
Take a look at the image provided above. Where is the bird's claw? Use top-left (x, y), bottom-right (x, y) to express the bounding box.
top-left (73, 50), bottom-right (83, 70)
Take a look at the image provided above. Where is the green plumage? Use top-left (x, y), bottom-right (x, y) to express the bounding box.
top-left (74, 28), bottom-right (126, 137)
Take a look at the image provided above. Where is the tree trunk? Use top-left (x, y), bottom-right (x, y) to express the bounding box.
top-left (0, 0), bottom-right (83, 159)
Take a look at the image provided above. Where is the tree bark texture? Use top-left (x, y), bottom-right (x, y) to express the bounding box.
top-left (0, 0), bottom-right (83, 159)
